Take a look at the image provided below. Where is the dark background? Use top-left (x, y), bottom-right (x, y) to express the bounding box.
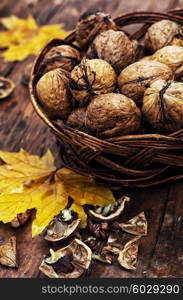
top-left (0, 0), bottom-right (182, 278)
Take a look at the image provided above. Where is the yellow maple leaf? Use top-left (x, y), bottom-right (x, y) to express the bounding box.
top-left (32, 176), bottom-right (68, 237)
top-left (0, 150), bottom-right (116, 237)
top-left (0, 15), bottom-right (70, 61)
top-left (57, 168), bottom-right (116, 228)
top-left (0, 149), bottom-right (56, 193)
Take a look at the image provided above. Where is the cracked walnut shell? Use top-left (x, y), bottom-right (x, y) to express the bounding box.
top-left (36, 68), bottom-right (72, 120)
top-left (75, 9), bottom-right (117, 48)
top-left (87, 29), bottom-right (138, 74)
top-left (144, 20), bottom-right (183, 53)
top-left (118, 61), bottom-right (174, 103)
top-left (40, 239), bottom-right (92, 278)
top-left (142, 79), bottom-right (183, 132)
top-left (70, 59), bottom-right (117, 106)
top-left (85, 93), bottom-right (141, 137)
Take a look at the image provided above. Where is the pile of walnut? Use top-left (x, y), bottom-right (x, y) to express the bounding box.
top-left (38, 195), bottom-right (148, 278)
top-left (0, 196), bottom-right (147, 277)
top-left (35, 9), bottom-right (183, 136)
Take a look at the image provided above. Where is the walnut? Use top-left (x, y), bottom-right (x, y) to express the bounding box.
top-left (118, 61), bottom-right (174, 103)
top-left (0, 77), bottom-right (15, 99)
top-left (36, 68), bottom-right (71, 120)
top-left (87, 29), bottom-right (138, 74)
top-left (40, 45), bottom-right (81, 74)
top-left (70, 58), bottom-right (117, 106)
top-left (75, 9), bottom-right (117, 49)
top-left (66, 107), bottom-right (86, 129)
top-left (85, 93), bottom-right (141, 137)
top-left (142, 79), bottom-right (183, 132)
top-left (138, 55), bottom-right (152, 62)
top-left (151, 45), bottom-right (183, 71)
top-left (144, 20), bottom-right (183, 53)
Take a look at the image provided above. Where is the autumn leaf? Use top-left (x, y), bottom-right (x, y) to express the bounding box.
top-left (0, 15), bottom-right (70, 61)
top-left (0, 150), bottom-right (116, 237)
top-left (0, 149), bottom-right (56, 193)
top-left (32, 176), bottom-right (68, 237)
top-left (57, 168), bottom-right (115, 228)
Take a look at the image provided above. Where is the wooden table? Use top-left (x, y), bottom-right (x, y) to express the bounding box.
top-left (0, 0), bottom-right (183, 278)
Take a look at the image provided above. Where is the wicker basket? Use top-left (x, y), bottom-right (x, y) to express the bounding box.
top-left (30, 9), bottom-right (183, 188)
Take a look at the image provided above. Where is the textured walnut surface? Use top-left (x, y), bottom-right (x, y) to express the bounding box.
top-left (85, 93), bottom-right (141, 137)
top-left (151, 45), bottom-right (183, 71)
top-left (144, 19), bottom-right (183, 53)
top-left (36, 68), bottom-right (72, 120)
top-left (75, 9), bottom-right (117, 48)
top-left (87, 29), bottom-right (138, 74)
top-left (118, 61), bottom-right (174, 102)
top-left (40, 45), bottom-right (81, 73)
top-left (70, 58), bottom-right (117, 105)
top-left (143, 79), bottom-right (183, 131)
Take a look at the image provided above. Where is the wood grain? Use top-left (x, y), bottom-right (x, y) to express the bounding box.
top-left (0, 0), bottom-right (182, 278)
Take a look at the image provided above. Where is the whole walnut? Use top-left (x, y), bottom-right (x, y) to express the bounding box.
top-left (66, 107), bottom-right (86, 129)
top-left (85, 93), bottom-right (141, 137)
top-left (40, 45), bottom-right (81, 73)
top-left (75, 9), bottom-right (117, 49)
top-left (151, 45), bottom-right (183, 71)
top-left (70, 58), bottom-right (117, 106)
top-left (36, 68), bottom-right (71, 120)
top-left (144, 20), bottom-right (183, 53)
top-left (142, 79), bottom-right (183, 132)
top-left (118, 61), bottom-right (174, 103)
top-left (87, 29), bottom-right (138, 74)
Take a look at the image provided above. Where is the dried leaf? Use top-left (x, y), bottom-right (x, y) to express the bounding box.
top-left (0, 236), bottom-right (17, 268)
top-left (0, 150), bottom-right (115, 237)
top-left (117, 236), bottom-right (141, 270)
top-left (0, 15), bottom-right (70, 62)
top-left (0, 149), bottom-right (56, 193)
top-left (119, 212), bottom-right (148, 236)
top-left (31, 176), bottom-right (69, 237)
top-left (57, 168), bottom-right (115, 207)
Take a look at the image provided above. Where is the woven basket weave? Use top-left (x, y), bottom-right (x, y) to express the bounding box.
top-left (30, 9), bottom-right (183, 188)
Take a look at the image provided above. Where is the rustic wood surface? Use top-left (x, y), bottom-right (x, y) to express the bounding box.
top-left (0, 0), bottom-right (183, 278)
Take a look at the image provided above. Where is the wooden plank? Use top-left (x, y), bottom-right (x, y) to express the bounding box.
top-left (147, 181), bottom-right (183, 277)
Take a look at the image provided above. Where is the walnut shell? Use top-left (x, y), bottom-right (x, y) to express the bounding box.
top-left (87, 29), bottom-right (138, 74)
top-left (118, 61), bottom-right (174, 103)
top-left (36, 68), bottom-right (71, 120)
top-left (151, 45), bottom-right (183, 71)
top-left (40, 45), bottom-right (81, 73)
top-left (39, 239), bottom-right (92, 278)
top-left (66, 107), bottom-right (86, 129)
top-left (85, 93), bottom-right (141, 137)
top-left (75, 9), bottom-right (117, 49)
top-left (144, 20), bottom-right (183, 53)
top-left (88, 196), bottom-right (130, 221)
top-left (70, 59), bottom-right (117, 106)
top-left (142, 79), bottom-right (183, 132)
top-left (0, 77), bottom-right (15, 99)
